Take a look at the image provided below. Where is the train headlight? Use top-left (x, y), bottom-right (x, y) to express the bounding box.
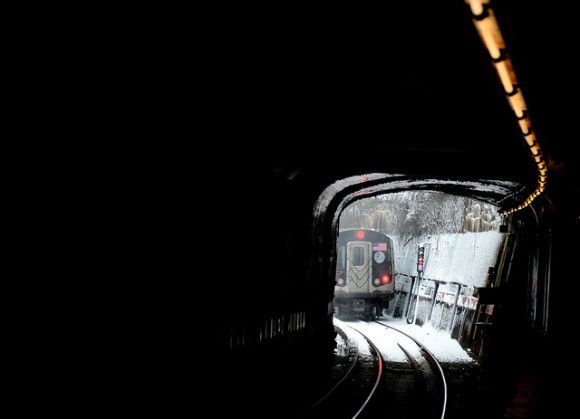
top-left (336, 277), bottom-right (346, 286)
top-left (373, 278), bottom-right (381, 286)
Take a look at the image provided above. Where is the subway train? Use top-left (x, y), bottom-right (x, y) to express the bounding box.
top-left (334, 228), bottom-right (396, 319)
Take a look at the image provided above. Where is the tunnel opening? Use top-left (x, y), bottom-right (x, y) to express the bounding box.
top-left (311, 174), bottom-right (555, 418)
top-left (333, 191), bottom-right (504, 336)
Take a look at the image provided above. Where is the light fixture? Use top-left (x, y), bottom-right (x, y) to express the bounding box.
top-left (523, 131), bottom-right (536, 147)
top-left (507, 91), bottom-right (527, 118)
top-left (494, 59), bottom-right (517, 95)
top-left (468, 1), bottom-right (548, 215)
top-left (473, 10), bottom-right (504, 60)
top-left (518, 116), bottom-right (534, 137)
top-left (531, 144), bottom-right (542, 156)
top-left (466, 0), bottom-right (489, 17)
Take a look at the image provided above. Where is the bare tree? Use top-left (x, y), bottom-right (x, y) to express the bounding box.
top-left (340, 192), bottom-right (500, 236)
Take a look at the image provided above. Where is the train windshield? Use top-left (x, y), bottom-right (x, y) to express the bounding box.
top-left (351, 247), bottom-right (365, 266)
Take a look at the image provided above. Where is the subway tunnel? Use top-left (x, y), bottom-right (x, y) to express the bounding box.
top-left (194, 2), bottom-right (579, 418)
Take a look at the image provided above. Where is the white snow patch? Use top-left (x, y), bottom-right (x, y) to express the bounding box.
top-left (350, 179), bottom-right (519, 199)
top-left (387, 319), bottom-right (474, 363)
top-left (345, 321), bottom-right (409, 362)
top-left (333, 318), bottom-right (371, 355)
top-left (394, 231), bottom-right (503, 287)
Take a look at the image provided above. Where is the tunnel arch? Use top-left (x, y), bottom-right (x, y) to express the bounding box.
top-left (308, 173), bottom-right (555, 350)
top-left (311, 174), bottom-right (525, 293)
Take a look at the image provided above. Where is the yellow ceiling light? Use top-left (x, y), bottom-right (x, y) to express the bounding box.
top-left (466, 0), bottom-right (490, 16)
top-left (466, 0), bottom-right (548, 215)
top-left (473, 10), bottom-right (505, 60)
top-left (507, 91), bottom-right (527, 118)
top-left (518, 117), bottom-right (532, 135)
top-left (530, 144), bottom-right (542, 156)
top-left (494, 59), bottom-right (517, 95)
top-left (523, 131), bottom-right (536, 147)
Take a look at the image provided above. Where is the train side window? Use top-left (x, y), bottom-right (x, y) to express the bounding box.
top-left (352, 246), bottom-right (365, 266)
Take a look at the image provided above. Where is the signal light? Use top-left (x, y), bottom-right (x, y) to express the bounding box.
top-left (356, 230), bottom-right (365, 240)
top-left (417, 246), bottom-right (425, 272)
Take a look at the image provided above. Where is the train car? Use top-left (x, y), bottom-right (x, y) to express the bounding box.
top-left (334, 228), bottom-right (395, 318)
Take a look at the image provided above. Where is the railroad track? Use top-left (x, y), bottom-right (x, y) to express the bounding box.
top-left (374, 320), bottom-right (447, 419)
top-left (308, 324), bottom-right (383, 418)
top-left (309, 319), bottom-right (447, 418)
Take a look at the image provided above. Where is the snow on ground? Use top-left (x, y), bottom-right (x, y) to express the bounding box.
top-left (335, 318), bottom-right (474, 364)
top-left (394, 231), bottom-right (503, 287)
top-left (345, 321), bottom-right (411, 363)
top-left (387, 318), bottom-right (474, 363)
top-left (333, 318), bottom-right (371, 355)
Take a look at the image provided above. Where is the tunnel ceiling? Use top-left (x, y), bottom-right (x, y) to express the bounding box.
top-left (223, 1), bottom-right (578, 197)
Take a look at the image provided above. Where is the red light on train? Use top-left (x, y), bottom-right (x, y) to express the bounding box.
top-left (380, 274), bottom-right (392, 285)
top-left (356, 230), bottom-right (365, 240)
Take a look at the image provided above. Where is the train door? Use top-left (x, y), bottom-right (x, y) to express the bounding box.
top-left (346, 241), bottom-right (371, 292)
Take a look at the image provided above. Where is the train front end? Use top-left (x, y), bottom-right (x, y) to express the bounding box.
top-left (334, 229), bottom-right (395, 319)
